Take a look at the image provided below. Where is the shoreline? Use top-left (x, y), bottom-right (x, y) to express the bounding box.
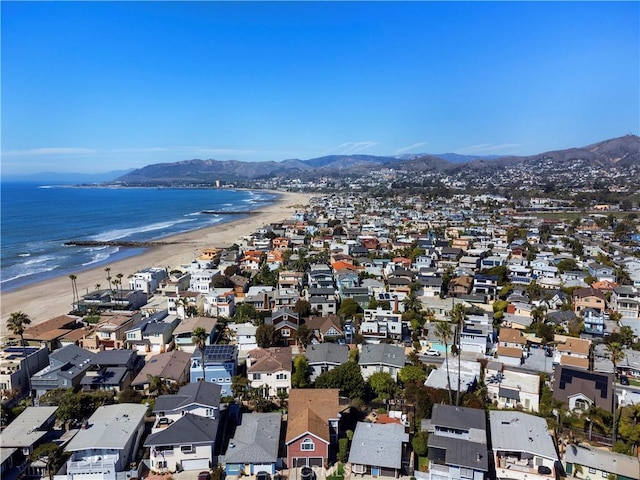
top-left (0, 190), bottom-right (311, 330)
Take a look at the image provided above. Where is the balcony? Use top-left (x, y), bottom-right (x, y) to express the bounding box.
top-left (67, 456), bottom-right (117, 475)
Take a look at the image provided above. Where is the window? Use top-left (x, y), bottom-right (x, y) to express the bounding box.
top-left (460, 468), bottom-right (473, 479)
top-left (589, 468), bottom-right (596, 474)
top-left (281, 329), bottom-right (291, 337)
top-left (601, 472), bottom-right (608, 478)
top-left (301, 438), bottom-right (315, 451)
top-left (156, 461), bottom-right (167, 469)
top-left (218, 378), bottom-right (224, 383)
top-left (276, 373), bottom-right (287, 380)
top-left (253, 373), bottom-right (262, 380)
top-left (180, 445), bottom-right (193, 453)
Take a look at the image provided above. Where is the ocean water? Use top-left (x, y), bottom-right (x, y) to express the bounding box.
top-left (0, 182), bottom-right (278, 292)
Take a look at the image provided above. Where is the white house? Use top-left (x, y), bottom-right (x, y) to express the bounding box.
top-left (128, 268), bottom-right (168, 295)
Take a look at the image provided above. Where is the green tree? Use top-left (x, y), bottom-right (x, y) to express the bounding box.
top-left (192, 326), bottom-right (208, 381)
top-left (7, 311), bottom-right (33, 399)
top-left (30, 442), bottom-right (64, 480)
top-left (231, 375), bottom-right (249, 399)
top-left (315, 361), bottom-right (365, 399)
top-left (337, 437), bottom-right (349, 463)
top-left (398, 365), bottom-right (427, 385)
top-left (293, 299), bottom-right (311, 317)
top-left (411, 430), bottom-right (429, 457)
top-left (338, 298), bottom-right (361, 319)
top-left (292, 356), bottom-right (311, 388)
top-left (368, 372), bottom-right (396, 401)
top-left (435, 321), bottom-right (453, 404)
top-left (295, 323), bottom-right (313, 347)
top-left (233, 303), bottom-right (257, 324)
top-left (617, 404), bottom-right (640, 455)
top-left (256, 324), bottom-right (279, 348)
top-left (118, 388), bottom-right (142, 404)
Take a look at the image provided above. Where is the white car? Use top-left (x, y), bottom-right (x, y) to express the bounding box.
top-left (425, 349), bottom-right (441, 356)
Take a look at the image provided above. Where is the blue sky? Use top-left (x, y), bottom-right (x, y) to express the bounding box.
top-left (2, 1), bottom-right (639, 175)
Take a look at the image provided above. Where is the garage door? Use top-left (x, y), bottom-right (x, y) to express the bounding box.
top-left (293, 458), bottom-right (323, 468)
top-left (253, 464), bottom-right (274, 474)
top-left (182, 458), bottom-right (210, 471)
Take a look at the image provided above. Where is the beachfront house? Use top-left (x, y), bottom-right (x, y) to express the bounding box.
top-left (128, 267), bottom-right (168, 295)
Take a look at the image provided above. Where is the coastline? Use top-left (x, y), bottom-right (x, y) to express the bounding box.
top-left (0, 190), bottom-right (311, 329)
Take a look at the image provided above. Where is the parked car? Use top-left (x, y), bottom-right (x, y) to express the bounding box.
top-left (620, 375), bottom-right (630, 386)
top-left (197, 472), bottom-right (211, 480)
top-left (425, 349), bottom-right (441, 356)
top-left (256, 472), bottom-right (271, 480)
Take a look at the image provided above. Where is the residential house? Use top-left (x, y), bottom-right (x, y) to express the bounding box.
top-left (286, 389), bottom-right (340, 469)
top-left (422, 404), bottom-right (488, 480)
top-left (0, 406), bottom-right (58, 478)
top-left (485, 362), bottom-right (540, 412)
top-left (130, 350), bottom-right (192, 393)
top-left (305, 343), bottom-right (349, 382)
top-left (472, 274), bottom-right (499, 301)
top-left (490, 411), bottom-right (559, 480)
top-left (359, 344), bottom-right (406, 381)
top-left (425, 359), bottom-right (480, 396)
top-left (80, 312), bottom-right (143, 351)
top-left (304, 315), bottom-right (344, 344)
top-left (573, 287), bottom-right (607, 314)
top-left (224, 413), bottom-right (282, 476)
top-left (552, 366), bottom-right (615, 414)
top-left (348, 422), bottom-right (409, 479)
top-left (496, 328), bottom-right (527, 366)
top-left (189, 344), bottom-right (237, 396)
top-left (246, 347), bottom-right (292, 398)
top-left (30, 344), bottom-right (94, 399)
top-left (80, 349), bottom-right (143, 392)
top-left (239, 251), bottom-right (264, 272)
top-left (146, 382), bottom-right (221, 472)
top-left (243, 287), bottom-right (275, 313)
top-left (202, 291), bottom-right (235, 318)
top-left (448, 276), bottom-right (473, 297)
top-left (0, 345), bottom-right (49, 400)
top-left (563, 444), bottom-right (640, 480)
top-left (20, 315), bottom-right (81, 351)
top-left (554, 336), bottom-right (592, 370)
top-left (128, 267), bottom-right (168, 295)
top-left (266, 308), bottom-right (299, 347)
top-left (166, 291), bottom-right (201, 318)
top-left (587, 262), bottom-right (616, 282)
top-left (459, 314), bottom-right (493, 355)
top-left (125, 312), bottom-right (180, 354)
top-left (61, 404), bottom-right (147, 480)
top-left (581, 308), bottom-right (606, 337)
top-left (189, 269), bottom-right (222, 294)
top-left (75, 288), bottom-right (147, 314)
top-left (228, 323), bottom-right (258, 353)
top-left (617, 349), bottom-right (640, 380)
top-left (172, 316), bottom-right (218, 353)
top-left (307, 264), bottom-right (335, 289)
top-left (418, 276), bottom-right (443, 298)
top-left (610, 286), bottom-right (639, 320)
top-left (278, 271), bottom-right (304, 290)
top-left (272, 288), bottom-right (301, 310)
top-left (360, 309), bottom-right (405, 344)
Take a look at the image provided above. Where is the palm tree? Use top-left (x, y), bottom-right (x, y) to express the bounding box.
top-left (531, 305), bottom-right (547, 324)
top-left (449, 303), bottom-right (466, 406)
top-left (94, 283), bottom-right (101, 291)
top-left (105, 267), bottom-right (112, 291)
top-left (116, 273), bottom-right (124, 298)
top-left (435, 320), bottom-right (453, 404)
top-left (7, 311), bottom-right (33, 399)
top-left (69, 274), bottom-right (78, 311)
top-left (192, 326), bottom-right (208, 382)
top-left (606, 342), bottom-right (624, 379)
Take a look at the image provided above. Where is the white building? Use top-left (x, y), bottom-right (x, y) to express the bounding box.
top-left (128, 268), bottom-right (168, 295)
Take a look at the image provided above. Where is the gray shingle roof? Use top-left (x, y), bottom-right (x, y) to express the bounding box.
top-left (489, 411), bottom-right (558, 460)
top-left (153, 381), bottom-right (222, 413)
top-left (305, 343), bottom-right (349, 365)
top-left (224, 413), bottom-right (281, 463)
top-left (431, 404), bottom-right (486, 432)
top-left (144, 414), bottom-right (219, 446)
top-left (348, 422), bottom-right (408, 469)
top-left (359, 344), bottom-right (406, 369)
top-left (428, 436), bottom-right (488, 471)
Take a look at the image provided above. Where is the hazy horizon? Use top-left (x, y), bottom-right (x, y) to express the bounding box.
top-left (3, 1), bottom-right (639, 175)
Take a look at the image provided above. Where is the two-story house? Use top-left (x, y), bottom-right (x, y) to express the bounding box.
top-left (125, 312), bottom-right (180, 354)
top-left (224, 412), bottom-right (282, 476)
top-left (490, 411), bottom-right (560, 480)
top-left (246, 347), bottom-right (292, 398)
top-left (145, 382), bottom-right (221, 472)
top-left (422, 404), bottom-right (488, 480)
top-left (305, 343), bottom-right (349, 382)
top-left (128, 267), bottom-right (168, 295)
top-left (62, 404), bottom-right (147, 480)
top-left (359, 344), bottom-right (406, 382)
top-left (285, 389), bottom-right (341, 470)
top-left (348, 422), bottom-right (409, 479)
top-left (573, 287), bottom-right (607, 314)
top-left (172, 316), bottom-right (218, 353)
top-left (189, 344), bottom-right (237, 396)
top-left (30, 344), bottom-right (93, 399)
top-left (80, 349), bottom-right (143, 392)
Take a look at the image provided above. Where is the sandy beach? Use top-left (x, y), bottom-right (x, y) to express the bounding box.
top-left (0, 190), bottom-right (311, 330)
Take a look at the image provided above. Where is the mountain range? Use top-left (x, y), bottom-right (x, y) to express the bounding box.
top-left (114, 134), bottom-right (639, 184)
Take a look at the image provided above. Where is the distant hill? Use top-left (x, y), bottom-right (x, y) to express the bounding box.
top-left (2, 169), bottom-right (134, 184)
top-left (113, 134), bottom-right (640, 184)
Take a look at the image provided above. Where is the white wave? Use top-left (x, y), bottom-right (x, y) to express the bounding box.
top-left (90, 218), bottom-right (193, 241)
top-left (1, 264), bottom-right (58, 284)
top-left (21, 255), bottom-right (58, 266)
top-left (18, 253), bottom-right (31, 257)
top-left (82, 248), bottom-right (118, 266)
